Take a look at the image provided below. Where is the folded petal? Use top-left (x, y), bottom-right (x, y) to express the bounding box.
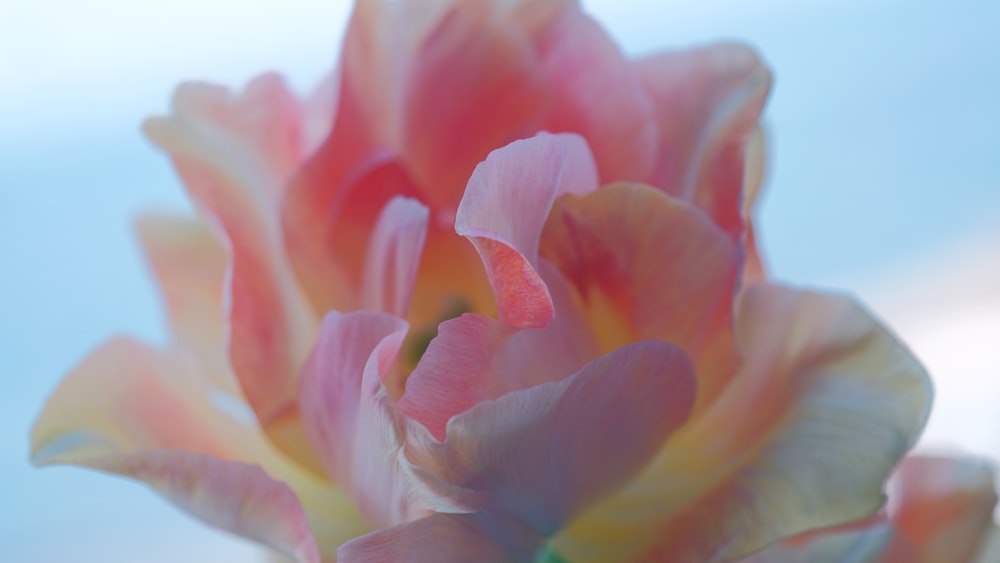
top-left (555, 283), bottom-right (932, 562)
top-left (31, 337), bottom-right (367, 558)
top-left (398, 261), bottom-right (597, 441)
top-left (134, 213), bottom-right (234, 393)
top-left (540, 182), bottom-right (741, 408)
top-left (889, 454), bottom-right (998, 562)
top-left (144, 77), bottom-right (319, 465)
top-left (634, 43), bottom-right (771, 240)
top-left (456, 132), bottom-right (598, 328)
top-left (534, 8), bottom-right (658, 183)
top-left (298, 310), bottom-right (426, 528)
top-left (360, 197), bottom-right (430, 317)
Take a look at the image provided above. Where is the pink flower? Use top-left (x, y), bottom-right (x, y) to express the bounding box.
top-left (30, 0), bottom-right (957, 561)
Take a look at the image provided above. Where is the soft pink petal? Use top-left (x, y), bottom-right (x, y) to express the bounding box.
top-left (144, 77), bottom-right (318, 460)
top-left (134, 212), bottom-right (234, 393)
top-left (30, 337), bottom-right (364, 558)
top-left (360, 197), bottom-right (429, 318)
top-left (397, 261), bottom-right (597, 441)
top-left (634, 42), bottom-right (771, 240)
top-left (98, 453), bottom-right (320, 563)
top-left (534, 8), bottom-right (657, 183)
top-left (556, 283), bottom-right (932, 562)
top-left (889, 454), bottom-right (998, 562)
top-left (298, 310), bottom-right (426, 528)
top-left (540, 182), bottom-right (741, 409)
top-left (455, 132), bottom-right (598, 328)
top-left (338, 513), bottom-right (513, 563)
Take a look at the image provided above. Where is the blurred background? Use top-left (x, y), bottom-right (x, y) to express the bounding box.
top-left (1, 0), bottom-right (998, 560)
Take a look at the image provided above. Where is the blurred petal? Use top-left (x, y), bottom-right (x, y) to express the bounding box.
top-left (540, 182), bottom-right (741, 408)
top-left (398, 261), bottom-right (597, 441)
top-left (360, 197), bottom-right (430, 317)
top-left (742, 126), bottom-right (768, 281)
top-left (456, 132), bottom-right (598, 328)
top-left (740, 523), bottom-right (894, 563)
top-left (556, 284), bottom-right (932, 562)
top-left (338, 513), bottom-right (512, 563)
top-left (634, 42), bottom-right (771, 240)
top-left (890, 454), bottom-right (998, 562)
top-left (144, 77), bottom-right (319, 465)
top-left (134, 212), bottom-right (234, 392)
top-left (535, 8), bottom-right (657, 183)
top-left (99, 453), bottom-right (320, 563)
top-left (31, 337), bottom-right (366, 558)
top-left (298, 311), bottom-right (425, 528)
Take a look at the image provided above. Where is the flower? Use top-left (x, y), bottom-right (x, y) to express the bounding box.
top-left (30, 0), bottom-right (975, 561)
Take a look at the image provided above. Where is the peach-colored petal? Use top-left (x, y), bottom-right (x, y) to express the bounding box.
top-left (360, 197), bottom-right (430, 317)
top-left (134, 212), bottom-right (234, 393)
top-left (534, 8), bottom-right (657, 183)
top-left (98, 453), bottom-right (320, 563)
top-left (540, 182), bottom-right (741, 409)
top-left (742, 126), bottom-right (768, 281)
top-left (398, 261), bottom-right (597, 441)
top-left (634, 42), bottom-right (771, 240)
top-left (456, 132), bottom-right (598, 328)
top-left (889, 454), bottom-right (998, 562)
top-left (144, 77), bottom-right (319, 464)
top-left (555, 283), bottom-right (932, 562)
top-left (361, 340), bottom-right (696, 560)
top-left (30, 337), bottom-right (367, 558)
top-left (298, 311), bottom-right (426, 529)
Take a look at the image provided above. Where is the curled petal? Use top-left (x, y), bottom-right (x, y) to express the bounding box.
top-left (360, 197), bottom-right (430, 317)
top-left (634, 42), bottom-right (771, 240)
top-left (555, 283), bottom-right (932, 562)
top-left (456, 132), bottom-right (598, 328)
top-left (541, 182), bottom-right (741, 408)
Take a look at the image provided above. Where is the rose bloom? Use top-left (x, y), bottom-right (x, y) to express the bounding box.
top-left (30, 0), bottom-right (996, 562)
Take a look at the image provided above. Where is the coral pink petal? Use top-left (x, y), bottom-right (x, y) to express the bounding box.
top-left (456, 132), bottom-right (598, 328)
top-left (338, 513), bottom-right (512, 563)
top-left (890, 454), bottom-right (998, 562)
top-left (134, 213), bottom-right (235, 393)
top-left (555, 283), bottom-right (932, 562)
top-left (143, 78), bottom-right (317, 443)
top-left (398, 261), bottom-right (598, 441)
top-left (540, 183), bottom-right (741, 408)
top-left (298, 310), bottom-right (424, 528)
top-left (101, 453), bottom-right (320, 563)
top-left (360, 197), bottom-right (430, 317)
top-left (634, 42), bottom-right (771, 240)
top-left (534, 8), bottom-right (657, 183)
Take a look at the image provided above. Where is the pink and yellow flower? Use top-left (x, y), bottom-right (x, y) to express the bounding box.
top-left (30, 0), bottom-right (994, 561)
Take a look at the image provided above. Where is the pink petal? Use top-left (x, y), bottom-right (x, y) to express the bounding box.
top-left (889, 454), bottom-right (998, 562)
top-left (298, 310), bottom-right (425, 528)
top-left (338, 513), bottom-right (512, 563)
top-left (456, 132), bottom-right (599, 328)
top-left (634, 43), bottom-right (771, 240)
top-left (99, 453), bottom-right (320, 563)
top-left (555, 283), bottom-right (933, 562)
top-left (144, 77), bottom-right (318, 460)
top-left (360, 197), bottom-right (430, 317)
top-left (397, 261), bottom-right (597, 441)
top-left (540, 182), bottom-right (741, 408)
top-left (534, 8), bottom-right (658, 183)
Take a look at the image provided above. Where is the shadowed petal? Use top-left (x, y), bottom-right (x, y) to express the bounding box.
top-left (555, 283), bottom-right (932, 562)
top-left (338, 512), bottom-right (512, 563)
top-left (456, 132), bottom-right (598, 328)
top-left (360, 197), bottom-right (430, 317)
top-left (634, 42), bottom-right (771, 240)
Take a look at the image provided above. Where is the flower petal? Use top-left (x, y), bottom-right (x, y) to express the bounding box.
top-left (298, 310), bottom-right (426, 528)
top-left (555, 283), bottom-right (932, 562)
top-left (134, 212), bottom-right (234, 393)
top-left (889, 454), bottom-right (998, 562)
top-left (634, 42), bottom-right (771, 240)
top-left (456, 132), bottom-right (599, 328)
top-left (360, 197), bottom-right (430, 317)
top-left (30, 337), bottom-right (365, 558)
top-left (540, 182), bottom-right (741, 408)
top-left (398, 261), bottom-right (597, 441)
top-left (534, 7), bottom-right (658, 183)
top-left (338, 513), bottom-right (512, 563)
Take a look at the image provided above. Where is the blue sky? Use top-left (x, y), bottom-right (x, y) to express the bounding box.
top-left (2, 0), bottom-right (998, 560)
